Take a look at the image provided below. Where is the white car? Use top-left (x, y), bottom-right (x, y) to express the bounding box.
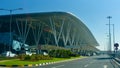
top-left (1, 51), bottom-right (16, 57)
top-left (26, 51), bottom-right (32, 56)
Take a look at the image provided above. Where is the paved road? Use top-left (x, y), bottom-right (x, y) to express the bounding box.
top-left (38, 55), bottom-right (120, 68)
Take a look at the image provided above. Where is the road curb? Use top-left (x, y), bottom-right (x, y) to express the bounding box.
top-left (0, 63), bottom-right (47, 67)
top-left (0, 62), bottom-right (54, 67)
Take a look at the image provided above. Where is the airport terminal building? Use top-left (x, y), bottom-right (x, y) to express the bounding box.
top-left (0, 12), bottom-right (99, 54)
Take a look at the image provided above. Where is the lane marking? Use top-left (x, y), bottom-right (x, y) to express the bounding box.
top-left (52, 65), bottom-right (64, 68)
top-left (84, 64), bottom-right (89, 67)
top-left (104, 65), bottom-right (108, 68)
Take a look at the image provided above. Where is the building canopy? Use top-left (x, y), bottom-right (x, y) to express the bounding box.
top-left (0, 12), bottom-right (99, 48)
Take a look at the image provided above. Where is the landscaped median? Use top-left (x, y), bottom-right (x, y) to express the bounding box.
top-left (0, 49), bottom-right (86, 67)
top-left (0, 56), bottom-right (85, 67)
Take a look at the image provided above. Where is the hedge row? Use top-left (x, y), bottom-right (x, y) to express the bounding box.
top-left (18, 54), bottom-right (52, 61)
top-left (18, 49), bottom-right (80, 61)
top-left (49, 49), bottom-right (79, 58)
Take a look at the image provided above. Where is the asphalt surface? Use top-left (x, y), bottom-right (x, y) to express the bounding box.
top-left (38, 54), bottom-right (120, 68)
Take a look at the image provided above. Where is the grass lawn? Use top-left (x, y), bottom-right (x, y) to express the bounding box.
top-left (0, 56), bottom-right (83, 65)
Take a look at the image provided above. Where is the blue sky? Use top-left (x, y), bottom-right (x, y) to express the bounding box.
top-left (0, 0), bottom-right (120, 50)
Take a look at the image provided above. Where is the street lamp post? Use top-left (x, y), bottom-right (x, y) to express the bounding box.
top-left (112, 24), bottom-right (115, 45)
top-left (0, 8), bottom-right (23, 53)
top-left (106, 24), bottom-right (115, 53)
top-left (107, 16), bottom-right (112, 52)
top-left (112, 24), bottom-right (116, 53)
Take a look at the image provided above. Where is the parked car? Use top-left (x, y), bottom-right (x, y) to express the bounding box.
top-left (1, 51), bottom-right (16, 57)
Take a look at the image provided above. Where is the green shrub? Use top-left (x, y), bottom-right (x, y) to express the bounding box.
top-left (18, 54), bottom-right (52, 61)
top-left (18, 54), bottom-right (26, 60)
top-left (49, 49), bottom-right (72, 58)
top-left (70, 53), bottom-right (80, 57)
top-left (49, 50), bottom-right (56, 57)
top-left (30, 54), bottom-right (37, 61)
top-left (43, 55), bottom-right (52, 60)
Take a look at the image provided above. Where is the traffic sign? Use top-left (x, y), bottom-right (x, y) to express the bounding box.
top-left (114, 43), bottom-right (119, 47)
